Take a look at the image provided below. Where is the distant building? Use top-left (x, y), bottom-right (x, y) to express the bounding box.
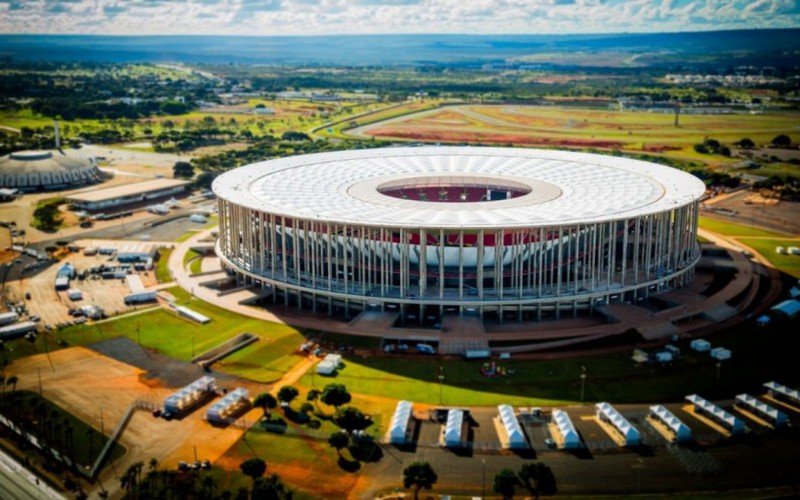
top-left (66, 178), bottom-right (189, 211)
top-left (0, 150), bottom-right (104, 192)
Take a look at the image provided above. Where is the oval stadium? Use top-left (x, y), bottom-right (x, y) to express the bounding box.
top-left (213, 146), bottom-right (706, 325)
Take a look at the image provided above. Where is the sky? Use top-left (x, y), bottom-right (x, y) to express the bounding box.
top-left (0, 0), bottom-right (798, 36)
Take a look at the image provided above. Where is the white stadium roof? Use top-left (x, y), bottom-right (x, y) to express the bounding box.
top-left (212, 146), bottom-right (706, 229)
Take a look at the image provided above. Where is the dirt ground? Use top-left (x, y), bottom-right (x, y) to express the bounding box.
top-left (704, 189), bottom-right (800, 235)
top-left (7, 347), bottom-right (259, 499)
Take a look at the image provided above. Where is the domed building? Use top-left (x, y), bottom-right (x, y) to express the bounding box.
top-left (0, 150), bottom-right (104, 193)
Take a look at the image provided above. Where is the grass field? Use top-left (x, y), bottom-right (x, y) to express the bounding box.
top-left (353, 104), bottom-right (800, 171)
top-left (155, 247), bottom-right (174, 283)
top-left (36, 286), bottom-right (308, 382)
top-left (315, 100), bottom-right (444, 140)
top-left (698, 216), bottom-right (789, 238)
top-left (698, 216), bottom-right (800, 277)
top-left (299, 320), bottom-right (799, 406)
top-left (0, 390), bottom-right (126, 468)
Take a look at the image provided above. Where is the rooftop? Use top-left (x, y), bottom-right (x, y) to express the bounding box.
top-left (212, 146), bottom-right (706, 229)
top-left (67, 178), bottom-right (189, 203)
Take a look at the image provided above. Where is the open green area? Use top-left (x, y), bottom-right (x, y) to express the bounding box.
top-left (155, 247), bottom-right (174, 283)
top-left (300, 320), bottom-right (799, 407)
top-left (698, 215), bottom-right (788, 238)
top-left (742, 238), bottom-right (800, 278)
top-left (36, 286), bottom-right (309, 382)
top-left (0, 390), bottom-right (126, 468)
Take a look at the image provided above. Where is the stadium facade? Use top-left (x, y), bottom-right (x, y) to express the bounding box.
top-left (213, 147), bottom-right (705, 322)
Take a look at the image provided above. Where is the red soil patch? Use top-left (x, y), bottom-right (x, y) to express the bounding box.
top-left (367, 127), bottom-right (625, 149)
top-left (642, 144), bottom-right (682, 153)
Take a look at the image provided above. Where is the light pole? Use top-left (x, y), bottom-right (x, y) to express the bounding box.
top-left (438, 366), bottom-right (444, 405)
top-left (580, 366), bottom-right (587, 402)
top-left (716, 361), bottom-right (722, 381)
top-left (481, 458), bottom-right (486, 498)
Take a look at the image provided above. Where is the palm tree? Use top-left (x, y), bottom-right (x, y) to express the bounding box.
top-left (403, 461), bottom-right (438, 500)
top-left (6, 375), bottom-right (17, 394)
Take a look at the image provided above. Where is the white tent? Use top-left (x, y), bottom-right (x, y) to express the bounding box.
top-left (164, 376), bottom-right (216, 414)
top-left (443, 409), bottom-right (464, 447)
top-left (649, 405), bottom-right (692, 443)
top-left (388, 400), bottom-right (413, 444)
top-left (735, 394), bottom-right (788, 427)
top-left (206, 387), bottom-right (249, 423)
top-left (764, 381), bottom-right (800, 406)
top-left (497, 405), bottom-right (527, 449)
top-left (690, 339), bottom-right (711, 352)
top-left (685, 394), bottom-right (745, 435)
top-left (596, 402), bottom-right (641, 446)
top-left (552, 409), bottom-right (581, 449)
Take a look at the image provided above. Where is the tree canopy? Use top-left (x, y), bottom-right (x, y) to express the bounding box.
top-left (403, 461), bottom-right (438, 500)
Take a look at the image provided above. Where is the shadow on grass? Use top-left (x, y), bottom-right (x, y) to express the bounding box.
top-left (337, 455), bottom-right (361, 472)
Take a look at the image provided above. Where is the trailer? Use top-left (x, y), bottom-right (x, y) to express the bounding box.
top-left (0, 311), bottom-right (20, 326)
top-left (0, 321), bottom-right (37, 340)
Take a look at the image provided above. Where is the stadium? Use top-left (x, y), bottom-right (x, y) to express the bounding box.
top-left (213, 147), bottom-right (706, 324)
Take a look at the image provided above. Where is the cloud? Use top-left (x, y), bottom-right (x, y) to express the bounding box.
top-left (0, 0), bottom-right (796, 35)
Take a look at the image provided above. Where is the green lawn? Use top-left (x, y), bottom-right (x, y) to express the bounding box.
top-left (300, 320), bottom-right (800, 407)
top-left (155, 247), bottom-right (174, 283)
top-left (43, 286), bottom-right (308, 381)
top-left (698, 216), bottom-right (788, 238)
top-left (741, 237), bottom-right (800, 278)
top-left (0, 390), bottom-right (126, 469)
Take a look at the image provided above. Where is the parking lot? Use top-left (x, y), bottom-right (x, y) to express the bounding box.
top-left (5, 239), bottom-right (167, 328)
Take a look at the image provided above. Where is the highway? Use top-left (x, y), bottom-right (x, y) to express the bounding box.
top-left (0, 448), bottom-right (63, 500)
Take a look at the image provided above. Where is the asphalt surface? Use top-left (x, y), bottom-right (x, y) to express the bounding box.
top-left (0, 448), bottom-right (63, 500)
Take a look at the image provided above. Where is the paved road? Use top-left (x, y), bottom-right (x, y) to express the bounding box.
top-left (0, 448), bottom-right (63, 500)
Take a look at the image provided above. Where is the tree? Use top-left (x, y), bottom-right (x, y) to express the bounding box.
top-left (33, 202), bottom-right (62, 232)
top-left (493, 469), bottom-right (519, 499)
top-left (328, 431), bottom-right (349, 456)
top-left (173, 161), bottom-right (194, 178)
top-left (739, 138), bottom-right (755, 149)
top-left (321, 384), bottom-right (351, 409)
top-left (281, 131), bottom-right (311, 141)
top-left (194, 171), bottom-right (218, 190)
top-left (333, 406), bottom-right (371, 432)
top-left (253, 393), bottom-right (278, 420)
top-left (239, 457), bottom-right (267, 483)
top-left (772, 134), bottom-right (792, 148)
top-left (403, 461), bottom-right (438, 500)
top-left (277, 386), bottom-right (299, 406)
top-left (519, 463), bottom-right (556, 498)
top-left (252, 474), bottom-right (291, 499)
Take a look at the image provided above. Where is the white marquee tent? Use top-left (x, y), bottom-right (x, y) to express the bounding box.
top-left (649, 405), bottom-right (692, 443)
top-left (442, 409), bottom-right (464, 447)
top-left (388, 400), bottom-right (413, 444)
top-left (596, 402), bottom-right (641, 446)
top-left (735, 394), bottom-right (788, 427)
top-left (685, 394), bottom-right (745, 435)
top-left (552, 409), bottom-right (582, 449)
top-left (497, 404), bottom-right (527, 449)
